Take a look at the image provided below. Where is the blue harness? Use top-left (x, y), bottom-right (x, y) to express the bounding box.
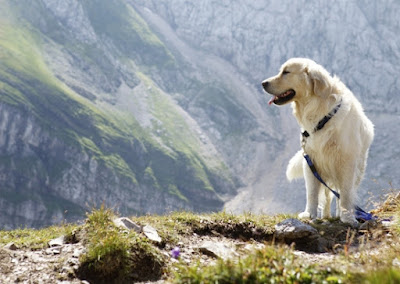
top-left (301, 100), bottom-right (374, 222)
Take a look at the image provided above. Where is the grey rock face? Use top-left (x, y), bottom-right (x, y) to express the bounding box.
top-left (134, 0), bottom-right (400, 213)
top-left (42, 0), bottom-right (97, 43)
top-left (0, 103), bottom-right (199, 229)
top-left (1, 0), bottom-right (399, 229)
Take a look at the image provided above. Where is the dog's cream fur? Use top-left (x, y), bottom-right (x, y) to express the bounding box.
top-left (262, 58), bottom-right (374, 225)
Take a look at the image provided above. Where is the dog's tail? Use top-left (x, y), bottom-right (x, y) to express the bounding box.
top-left (286, 150), bottom-right (304, 181)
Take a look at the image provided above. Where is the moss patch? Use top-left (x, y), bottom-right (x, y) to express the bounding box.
top-left (77, 206), bottom-right (165, 283)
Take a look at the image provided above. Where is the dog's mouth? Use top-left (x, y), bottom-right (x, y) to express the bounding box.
top-left (268, 89), bottom-right (296, 105)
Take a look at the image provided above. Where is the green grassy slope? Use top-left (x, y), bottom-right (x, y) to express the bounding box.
top-left (0, 0), bottom-right (234, 226)
top-left (83, 0), bottom-right (174, 67)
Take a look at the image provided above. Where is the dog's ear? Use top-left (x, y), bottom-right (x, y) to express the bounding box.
top-left (306, 65), bottom-right (331, 97)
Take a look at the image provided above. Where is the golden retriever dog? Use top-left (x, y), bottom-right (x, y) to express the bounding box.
top-left (262, 58), bottom-right (374, 225)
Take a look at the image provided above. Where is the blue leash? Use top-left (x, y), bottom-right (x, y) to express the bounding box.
top-left (300, 99), bottom-right (374, 222)
top-left (303, 153), bottom-right (375, 222)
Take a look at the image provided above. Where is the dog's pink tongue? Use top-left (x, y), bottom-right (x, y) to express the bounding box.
top-left (268, 96), bottom-right (276, 105)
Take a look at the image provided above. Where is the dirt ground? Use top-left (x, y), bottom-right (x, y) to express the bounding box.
top-left (0, 215), bottom-right (394, 284)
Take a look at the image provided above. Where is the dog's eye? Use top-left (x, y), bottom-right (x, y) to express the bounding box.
top-left (282, 70), bottom-right (290, 75)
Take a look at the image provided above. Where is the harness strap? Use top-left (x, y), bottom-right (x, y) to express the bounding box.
top-left (302, 100), bottom-right (342, 138)
top-left (315, 101), bottom-right (342, 131)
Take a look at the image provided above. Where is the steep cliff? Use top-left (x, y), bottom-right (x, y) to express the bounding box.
top-left (133, 0), bottom-right (400, 212)
top-left (0, 0), bottom-right (236, 228)
top-left (1, 0), bottom-right (399, 228)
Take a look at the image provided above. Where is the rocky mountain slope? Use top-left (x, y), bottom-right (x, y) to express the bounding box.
top-left (133, 0), bottom-right (400, 212)
top-left (0, 0), bottom-right (399, 228)
top-left (0, 0), bottom-right (238, 228)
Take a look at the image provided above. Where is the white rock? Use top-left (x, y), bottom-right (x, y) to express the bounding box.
top-left (113, 217), bottom-right (142, 233)
top-left (142, 225), bottom-right (162, 243)
top-left (48, 236), bottom-right (65, 247)
top-left (198, 241), bottom-right (238, 260)
top-left (3, 242), bottom-right (18, 250)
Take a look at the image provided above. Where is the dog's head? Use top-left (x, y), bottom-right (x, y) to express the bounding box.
top-left (262, 58), bottom-right (332, 105)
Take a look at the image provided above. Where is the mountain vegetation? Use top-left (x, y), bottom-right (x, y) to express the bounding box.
top-left (0, 193), bottom-right (399, 283)
top-left (0, 0), bottom-right (399, 229)
top-left (0, 0), bottom-right (237, 228)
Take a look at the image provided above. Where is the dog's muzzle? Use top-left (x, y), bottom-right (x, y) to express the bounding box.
top-left (262, 80), bottom-right (296, 105)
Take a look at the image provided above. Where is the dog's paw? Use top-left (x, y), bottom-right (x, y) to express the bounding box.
top-left (321, 214), bottom-right (332, 219)
top-left (340, 212), bottom-right (359, 227)
top-left (321, 210), bottom-right (332, 219)
top-left (298, 211), bottom-right (312, 219)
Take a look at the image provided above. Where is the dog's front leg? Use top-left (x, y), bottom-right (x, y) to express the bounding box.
top-left (320, 188), bottom-right (333, 219)
top-left (298, 160), bottom-right (320, 219)
top-left (337, 163), bottom-right (359, 226)
top-left (338, 189), bottom-right (358, 226)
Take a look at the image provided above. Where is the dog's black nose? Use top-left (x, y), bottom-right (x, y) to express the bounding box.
top-left (262, 80), bottom-right (269, 90)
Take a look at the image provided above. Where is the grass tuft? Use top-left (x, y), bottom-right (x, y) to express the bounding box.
top-left (78, 205), bottom-right (129, 282)
top-left (0, 224), bottom-right (76, 250)
top-left (358, 268), bottom-right (400, 284)
top-left (173, 245), bottom-right (346, 284)
top-left (77, 205), bottom-right (165, 283)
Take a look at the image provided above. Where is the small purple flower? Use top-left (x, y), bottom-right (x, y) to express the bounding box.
top-left (171, 246), bottom-right (180, 259)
